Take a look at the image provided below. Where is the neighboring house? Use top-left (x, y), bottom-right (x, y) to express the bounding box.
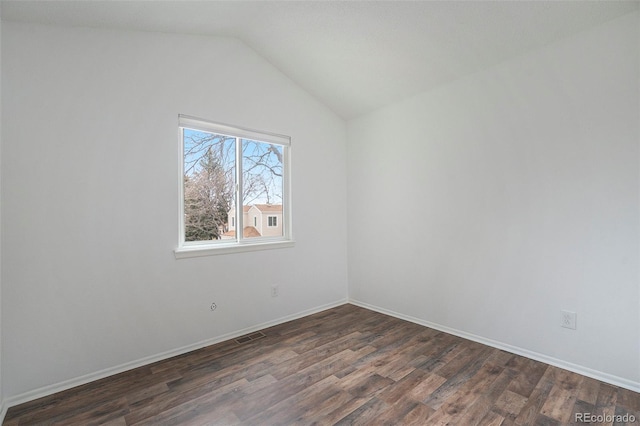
top-left (223, 204), bottom-right (283, 239)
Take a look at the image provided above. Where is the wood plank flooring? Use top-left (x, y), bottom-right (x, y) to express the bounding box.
top-left (4, 304), bottom-right (640, 425)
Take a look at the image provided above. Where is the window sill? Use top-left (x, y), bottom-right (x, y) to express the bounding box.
top-left (174, 240), bottom-right (295, 259)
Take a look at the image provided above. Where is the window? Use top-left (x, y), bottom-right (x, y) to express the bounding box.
top-left (175, 115), bottom-right (293, 258)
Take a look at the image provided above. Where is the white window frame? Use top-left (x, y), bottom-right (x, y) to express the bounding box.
top-left (268, 216), bottom-right (277, 227)
top-left (175, 115), bottom-right (293, 258)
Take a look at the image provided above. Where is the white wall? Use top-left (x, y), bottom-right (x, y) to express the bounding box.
top-left (1, 22), bottom-right (348, 398)
top-left (348, 12), bottom-right (639, 385)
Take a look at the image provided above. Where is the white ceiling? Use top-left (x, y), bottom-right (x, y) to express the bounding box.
top-left (1, 1), bottom-right (638, 119)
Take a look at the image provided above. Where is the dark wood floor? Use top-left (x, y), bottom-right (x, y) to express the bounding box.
top-left (4, 304), bottom-right (640, 425)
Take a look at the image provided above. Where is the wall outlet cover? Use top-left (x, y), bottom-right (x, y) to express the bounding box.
top-left (561, 310), bottom-right (577, 330)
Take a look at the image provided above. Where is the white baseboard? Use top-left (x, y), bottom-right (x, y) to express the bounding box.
top-left (349, 299), bottom-right (640, 393)
top-left (3, 298), bottom-right (348, 411)
top-left (4, 297), bottom-right (637, 417)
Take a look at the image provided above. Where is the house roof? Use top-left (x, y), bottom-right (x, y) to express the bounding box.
top-left (222, 226), bottom-right (262, 238)
top-left (229, 206), bottom-right (252, 213)
top-left (242, 226), bottom-right (262, 238)
top-left (252, 204), bottom-right (282, 213)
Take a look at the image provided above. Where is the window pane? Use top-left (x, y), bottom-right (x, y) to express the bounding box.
top-left (241, 139), bottom-right (284, 239)
top-left (183, 129), bottom-right (236, 242)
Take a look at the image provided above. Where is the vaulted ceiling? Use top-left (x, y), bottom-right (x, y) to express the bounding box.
top-left (2, 1), bottom-right (638, 119)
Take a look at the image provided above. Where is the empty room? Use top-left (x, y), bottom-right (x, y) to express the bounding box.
top-left (0, 0), bottom-right (639, 424)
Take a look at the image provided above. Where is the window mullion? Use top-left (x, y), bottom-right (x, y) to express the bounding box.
top-left (236, 137), bottom-right (243, 243)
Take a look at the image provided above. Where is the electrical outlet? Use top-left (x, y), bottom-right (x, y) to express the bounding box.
top-left (271, 285), bottom-right (279, 297)
top-left (561, 310), bottom-right (576, 330)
